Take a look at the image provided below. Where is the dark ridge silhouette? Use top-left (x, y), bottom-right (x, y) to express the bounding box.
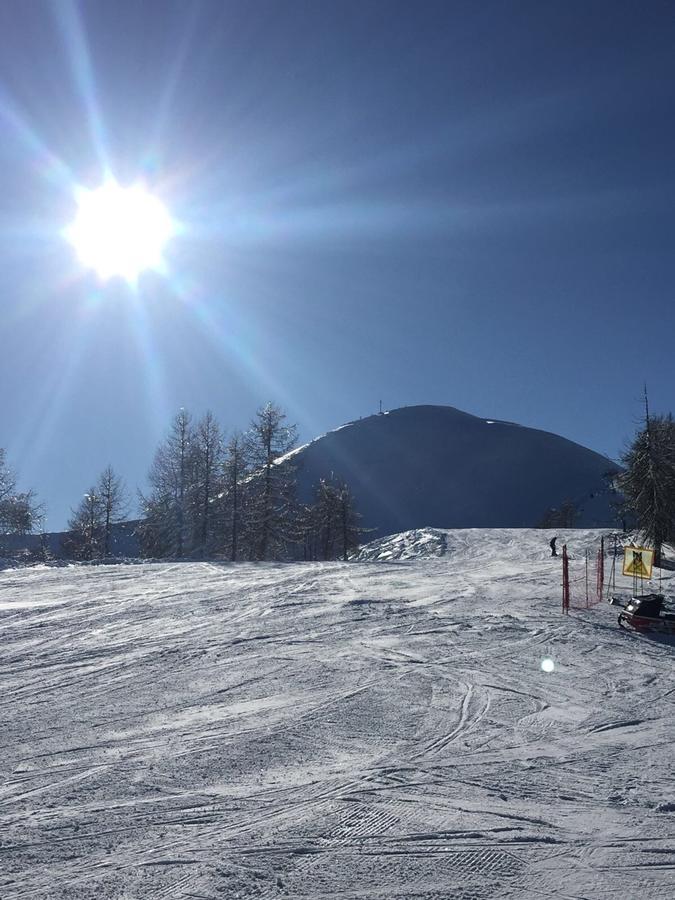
top-left (288, 405), bottom-right (621, 538)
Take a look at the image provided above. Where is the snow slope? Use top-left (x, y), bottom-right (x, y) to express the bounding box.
top-left (288, 405), bottom-right (621, 537)
top-left (1, 530), bottom-right (673, 899)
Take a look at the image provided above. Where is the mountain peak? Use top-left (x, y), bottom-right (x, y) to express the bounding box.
top-left (292, 405), bottom-right (620, 537)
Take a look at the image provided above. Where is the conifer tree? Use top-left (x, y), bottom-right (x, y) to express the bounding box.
top-left (66, 488), bottom-right (103, 560)
top-left (138, 493), bottom-right (175, 559)
top-left (192, 411), bottom-right (224, 555)
top-left (297, 501), bottom-right (319, 561)
top-left (244, 403), bottom-right (298, 560)
top-left (97, 466), bottom-right (130, 556)
top-left (305, 477), bottom-right (362, 560)
top-left (537, 498), bottom-right (580, 529)
top-left (621, 402), bottom-right (675, 567)
top-left (314, 478), bottom-right (340, 560)
top-left (222, 431), bottom-right (248, 561)
top-left (335, 479), bottom-right (362, 561)
top-left (139, 409), bottom-right (196, 557)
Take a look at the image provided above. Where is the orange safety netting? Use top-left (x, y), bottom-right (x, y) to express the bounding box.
top-left (562, 537), bottom-right (605, 614)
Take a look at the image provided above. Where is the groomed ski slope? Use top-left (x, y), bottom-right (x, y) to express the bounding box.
top-left (1, 529), bottom-right (674, 899)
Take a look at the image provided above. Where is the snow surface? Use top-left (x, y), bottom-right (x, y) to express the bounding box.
top-left (1, 529), bottom-right (674, 899)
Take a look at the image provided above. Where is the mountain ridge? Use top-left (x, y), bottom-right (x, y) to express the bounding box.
top-left (289, 404), bottom-right (621, 537)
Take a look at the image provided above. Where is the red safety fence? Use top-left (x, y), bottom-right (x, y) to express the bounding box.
top-left (562, 536), bottom-right (605, 615)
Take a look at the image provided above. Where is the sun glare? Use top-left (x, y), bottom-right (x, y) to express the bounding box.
top-left (66, 180), bottom-right (175, 282)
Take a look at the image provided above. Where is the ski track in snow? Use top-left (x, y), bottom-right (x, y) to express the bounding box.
top-left (0, 529), bottom-right (674, 899)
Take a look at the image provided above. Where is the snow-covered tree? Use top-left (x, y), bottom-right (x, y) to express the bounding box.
top-left (0, 448), bottom-right (42, 534)
top-left (620, 407), bottom-right (675, 567)
top-left (139, 410), bottom-right (196, 557)
top-left (244, 403), bottom-right (298, 560)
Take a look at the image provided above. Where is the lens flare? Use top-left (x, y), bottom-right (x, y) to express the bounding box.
top-left (66, 180), bottom-right (175, 283)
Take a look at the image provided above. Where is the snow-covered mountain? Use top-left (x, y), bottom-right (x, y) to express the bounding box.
top-left (289, 405), bottom-right (620, 536)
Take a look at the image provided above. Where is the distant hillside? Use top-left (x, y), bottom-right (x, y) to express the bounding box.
top-left (287, 405), bottom-right (621, 538)
top-left (0, 520), bottom-right (140, 561)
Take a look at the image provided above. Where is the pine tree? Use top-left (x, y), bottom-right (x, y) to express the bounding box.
top-left (244, 403), bottom-right (298, 560)
top-left (620, 404), bottom-right (675, 567)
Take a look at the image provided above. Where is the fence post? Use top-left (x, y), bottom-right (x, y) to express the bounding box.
top-left (562, 544), bottom-right (570, 615)
top-left (596, 536), bottom-right (605, 602)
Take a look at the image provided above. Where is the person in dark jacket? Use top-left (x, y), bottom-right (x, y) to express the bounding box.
top-left (549, 536), bottom-right (557, 557)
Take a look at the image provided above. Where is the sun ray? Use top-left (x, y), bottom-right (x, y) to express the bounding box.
top-left (120, 292), bottom-right (173, 437)
top-left (165, 271), bottom-right (312, 428)
top-left (49, 0), bottom-right (109, 171)
top-left (11, 295), bottom-right (100, 480)
top-left (0, 85), bottom-right (74, 190)
top-left (148, 3), bottom-right (201, 153)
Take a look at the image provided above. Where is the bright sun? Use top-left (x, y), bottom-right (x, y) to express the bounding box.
top-left (66, 180), bottom-right (175, 282)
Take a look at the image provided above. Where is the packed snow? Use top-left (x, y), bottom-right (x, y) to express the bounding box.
top-left (1, 529), bottom-right (674, 899)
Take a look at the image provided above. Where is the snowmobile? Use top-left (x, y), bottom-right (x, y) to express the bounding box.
top-left (616, 593), bottom-right (675, 635)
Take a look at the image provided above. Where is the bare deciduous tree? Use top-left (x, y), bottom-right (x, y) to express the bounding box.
top-left (0, 448), bottom-right (42, 535)
top-left (244, 403), bottom-right (298, 560)
top-left (66, 488), bottom-right (103, 560)
top-left (97, 466), bottom-right (130, 556)
top-left (192, 411), bottom-right (224, 554)
top-left (139, 409), bottom-right (196, 557)
top-left (222, 431), bottom-right (248, 561)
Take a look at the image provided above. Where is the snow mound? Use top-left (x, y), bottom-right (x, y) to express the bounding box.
top-left (355, 527), bottom-right (448, 560)
top-left (356, 526), bottom-right (615, 564)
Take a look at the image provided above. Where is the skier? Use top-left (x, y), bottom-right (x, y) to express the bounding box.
top-left (549, 536), bottom-right (557, 557)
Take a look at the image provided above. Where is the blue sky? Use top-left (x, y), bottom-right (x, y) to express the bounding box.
top-left (1, 0), bottom-right (674, 530)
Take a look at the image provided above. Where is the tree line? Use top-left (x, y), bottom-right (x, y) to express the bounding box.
top-left (536, 399), bottom-right (675, 565)
top-left (5, 397), bottom-right (675, 565)
top-left (10, 401), bottom-right (361, 562)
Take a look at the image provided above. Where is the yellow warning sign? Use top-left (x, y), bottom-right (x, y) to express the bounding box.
top-left (622, 546), bottom-right (654, 579)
